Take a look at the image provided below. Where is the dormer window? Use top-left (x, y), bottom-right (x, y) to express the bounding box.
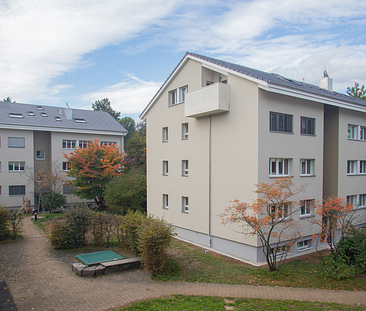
top-left (28, 111), bottom-right (35, 116)
top-left (54, 116), bottom-right (62, 121)
top-left (9, 113), bottom-right (24, 118)
top-left (41, 112), bottom-right (48, 117)
top-left (74, 118), bottom-right (86, 123)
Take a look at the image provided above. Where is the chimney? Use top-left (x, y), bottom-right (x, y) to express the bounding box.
top-left (65, 103), bottom-right (72, 120)
top-left (319, 69), bottom-right (333, 91)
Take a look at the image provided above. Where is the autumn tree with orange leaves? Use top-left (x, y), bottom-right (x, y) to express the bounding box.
top-left (221, 177), bottom-right (306, 272)
top-left (63, 139), bottom-right (126, 210)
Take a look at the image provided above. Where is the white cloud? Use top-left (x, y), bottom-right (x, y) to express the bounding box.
top-left (77, 74), bottom-right (161, 115)
top-left (0, 0), bottom-right (178, 102)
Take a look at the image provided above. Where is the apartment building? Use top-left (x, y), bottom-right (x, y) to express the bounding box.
top-left (0, 102), bottom-right (127, 209)
top-left (140, 52), bottom-right (366, 264)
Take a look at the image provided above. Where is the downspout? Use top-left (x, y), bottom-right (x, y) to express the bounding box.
top-left (208, 115), bottom-right (212, 248)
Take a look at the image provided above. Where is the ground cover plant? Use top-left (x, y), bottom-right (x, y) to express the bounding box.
top-left (118, 295), bottom-right (364, 311)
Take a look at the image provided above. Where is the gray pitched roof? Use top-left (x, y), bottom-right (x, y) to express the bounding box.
top-left (187, 52), bottom-right (366, 107)
top-left (0, 102), bottom-right (127, 134)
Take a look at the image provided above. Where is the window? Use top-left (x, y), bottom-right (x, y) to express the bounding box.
top-left (36, 106), bottom-right (43, 110)
top-left (40, 112), bottom-right (48, 117)
top-left (347, 194), bottom-right (366, 208)
top-left (169, 86), bottom-right (188, 106)
top-left (62, 140), bottom-right (76, 149)
top-left (271, 244), bottom-right (290, 256)
top-left (300, 199), bottom-right (314, 216)
top-left (182, 160), bottom-right (189, 176)
top-left (347, 160), bottom-right (366, 175)
top-left (28, 111), bottom-right (35, 116)
top-left (36, 150), bottom-right (45, 160)
top-left (54, 116), bottom-right (62, 121)
top-left (8, 137), bottom-right (25, 148)
top-left (269, 158), bottom-right (289, 177)
top-left (359, 194), bottom-right (366, 207)
top-left (63, 185), bottom-right (77, 194)
top-left (300, 159), bottom-right (314, 176)
top-left (347, 195), bottom-right (358, 206)
top-left (8, 162), bottom-right (25, 172)
top-left (162, 161), bottom-right (168, 176)
top-left (270, 112), bottom-right (293, 133)
top-left (0, 186), bottom-right (1, 196)
top-left (78, 141), bottom-right (89, 148)
top-left (100, 141), bottom-right (116, 146)
top-left (348, 124), bottom-right (358, 140)
top-left (74, 118), bottom-right (86, 123)
top-left (163, 194), bottom-right (168, 209)
top-left (270, 202), bottom-right (291, 220)
top-left (182, 196), bottom-right (189, 213)
top-left (9, 113), bottom-right (24, 118)
top-left (162, 127), bottom-right (168, 142)
top-left (9, 185), bottom-right (25, 196)
top-left (297, 239), bottom-right (312, 251)
top-left (62, 162), bottom-right (70, 171)
top-left (182, 123), bottom-right (188, 140)
top-left (301, 117), bottom-right (315, 135)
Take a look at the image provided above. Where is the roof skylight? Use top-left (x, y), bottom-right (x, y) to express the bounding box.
top-left (40, 112), bottom-right (48, 117)
top-left (28, 111), bottom-right (35, 116)
top-left (54, 116), bottom-right (62, 121)
top-left (74, 118), bottom-right (86, 123)
top-left (9, 113), bottom-right (24, 118)
top-left (37, 106), bottom-right (43, 110)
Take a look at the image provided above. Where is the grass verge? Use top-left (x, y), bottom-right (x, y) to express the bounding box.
top-left (118, 295), bottom-right (364, 311)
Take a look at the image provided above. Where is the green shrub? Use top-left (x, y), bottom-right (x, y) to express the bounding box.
top-left (0, 206), bottom-right (11, 240)
top-left (42, 192), bottom-right (66, 213)
top-left (137, 216), bottom-right (175, 276)
top-left (320, 253), bottom-right (354, 280)
top-left (338, 227), bottom-right (366, 274)
top-left (65, 206), bottom-right (93, 248)
top-left (7, 209), bottom-right (22, 239)
top-left (121, 210), bottom-right (145, 254)
top-left (50, 220), bottom-right (69, 249)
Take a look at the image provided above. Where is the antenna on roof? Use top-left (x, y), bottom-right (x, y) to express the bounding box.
top-left (66, 102), bottom-right (70, 108)
top-left (323, 69), bottom-right (329, 78)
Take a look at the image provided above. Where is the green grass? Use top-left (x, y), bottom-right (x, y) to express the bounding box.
top-left (157, 239), bottom-right (366, 291)
top-left (31, 212), bottom-right (65, 232)
top-left (118, 295), bottom-right (364, 311)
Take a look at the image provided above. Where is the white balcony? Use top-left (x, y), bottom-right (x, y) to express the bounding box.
top-left (185, 82), bottom-right (229, 118)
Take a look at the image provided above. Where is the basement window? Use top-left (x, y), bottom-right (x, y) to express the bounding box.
top-left (74, 118), bottom-right (86, 123)
top-left (9, 113), bottom-right (24, 118)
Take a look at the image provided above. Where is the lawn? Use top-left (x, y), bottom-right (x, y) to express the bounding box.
top-left (119, 295), bottom-right (364, 311)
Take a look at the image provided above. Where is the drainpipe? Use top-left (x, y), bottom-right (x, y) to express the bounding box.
top-left (208, 115), bottom-right (212, 248)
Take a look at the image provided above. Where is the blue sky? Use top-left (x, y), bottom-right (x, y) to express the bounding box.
top-left (1, 0), bottom-right (366, 121)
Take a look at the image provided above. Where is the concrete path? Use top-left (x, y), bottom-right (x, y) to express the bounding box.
top-left (1, 216), bottom-right (365, 311)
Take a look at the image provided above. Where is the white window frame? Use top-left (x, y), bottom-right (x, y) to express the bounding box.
top-left (182, 123), bottom-right (189, 140)
top-left (36, 150), bottom-right (45, 160)
top-left (297, 239), bottom-right (312, 252)
top-left (347, 194), bottom-right (366, 209)
top-left (300, 159), bottom-right (314, 176)
top-left (300, 199), bottom-right (314, 217)
top-left (8, 161), bottom-right (25, 172)
top-left (162, 161), bottom-right (168, 176)
top-left (162, 127), bottom-right (168, 142)
top-left (62, 162), bottom-right (70, 171)
top-left (270, 202), bottom-right (291, 220)
top-left (269, 158), bottom-right (290, 177)
top-left (100, 141), bottom-right (116, 146)
top-left (348, 124), bottom-right (366, 141)
top-left (78, 140), bottom-right (89, 148)
top-left (347, 160), bottom-right (366, 175)
top-left (182, 196), bottom-right (189, 213)
top-left (301, 116), bottom-right (315, 135)
top-left (62, 140), bottom-right (76, 149)
top-left (359, 194), bottom-right (366, 208)
top-left (169, 86), bottom-right (188, 106)
top-left (182, 160), bottom-right (189, 176)
top-left (163, 194), bottom-right (168, 209)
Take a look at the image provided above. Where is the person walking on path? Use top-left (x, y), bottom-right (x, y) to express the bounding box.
top-left (1, 216), bottom-right (365, 311)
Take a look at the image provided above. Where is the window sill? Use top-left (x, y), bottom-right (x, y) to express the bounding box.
top-left (347, 173), bottom-right (366, 176)
top-left (269, 130), bottom-right (294, 134)
top-left (162, 174), bottom-right (169, 176)
top-left (181, 211), bottom-right (189, 214)
top-left (162, 141), bottom-right (168, 143)
top-left (162, 207), bottom-right (168, 210)
top-left (168, 102), bottom-right (184, 107)
top-left (298, 247), bottom-right (313, 253)
top-left (269, 175), bottom-right (292, 178)
top-left (299, 214), bottom-right (314, 219)
top-left (36, 158), bottom-right (45, 161)
top-left (300, 174), bottom-right (316, 177)
top-left (181, 175), bottom-right (189, 177)
top-left (300, 133), bottom-right (316, 137)
top-left (354, 206), bottom-right (366, 211)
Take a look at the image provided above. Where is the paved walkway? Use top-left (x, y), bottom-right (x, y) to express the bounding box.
top-left (1, 216), bottom-right (365, 311)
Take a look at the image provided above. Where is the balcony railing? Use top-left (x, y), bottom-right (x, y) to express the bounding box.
top-left (185, 82), bottom-right (229, 118)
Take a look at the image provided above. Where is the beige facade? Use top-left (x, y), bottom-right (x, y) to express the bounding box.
top-left (0, 103), bottom-right (126, 210)
top-left (141, 53), bottom-right (366, 264)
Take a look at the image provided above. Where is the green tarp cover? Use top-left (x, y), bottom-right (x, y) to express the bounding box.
top-left (75, 250), bottom-right (124, 266)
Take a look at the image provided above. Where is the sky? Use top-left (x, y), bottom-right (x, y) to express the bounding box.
top-left (1, 0), bottom-right (366, 121)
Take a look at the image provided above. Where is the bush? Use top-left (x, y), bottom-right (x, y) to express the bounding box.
top-left (65, 206), bottom-right (93, 248)
top-left (0, 206), bottom-right (11, 240)
top-left (137, 216), bottom-right (175, 276)
top-left (320, 253), bottom-right (354, 280)
top-left (42, 192), bottom-right (66, 213)
top-left (50, 220), bottom-right (69, 249)
top-left (121, 210), bottom-right (146, 254)
top-left (338, 227), bottom-right (366, 274)
top-left (7, 209), bottom-right (22, 239)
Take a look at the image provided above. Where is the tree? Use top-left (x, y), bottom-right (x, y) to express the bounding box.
top-left (311, 197), bottom-right (360, 278)
top-left (119, 116), bottom-right (136, 143)
top-left (2, 97), bottom-right (15, 103)
top-left (220, 177), bottom-right (306, 272)
top-left (92, 98), bottom-right (121, 120)
top-left (26, 163), bottom-right (65, 212)
top-left (347, 82), bottom-right (366, 101)
top-left (63, 139), bottom-right (126, 210)
top-left (125, 131), bottom-right (146, 169)
top-left (105, 167), bottom-right (146, 214)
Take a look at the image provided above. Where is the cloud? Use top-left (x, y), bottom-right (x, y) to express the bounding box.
top-left (0, 0), bottom-right (178, 102)
top-left (77, 74), bottom-right (161, 115)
